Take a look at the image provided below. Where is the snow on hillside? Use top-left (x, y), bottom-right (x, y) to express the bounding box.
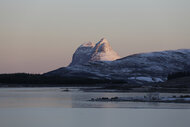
top-left (46, 38), bottom-right (190, 85)
top-left (69, 38), bottom-right (120, 66)
top-left (69, 42), bottom-right (95, 66)
top-left (91, 38), bottom-right (120, 61)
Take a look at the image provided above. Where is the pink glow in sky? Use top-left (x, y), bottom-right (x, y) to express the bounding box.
top-left (0, 0), bottom-right (190, 73)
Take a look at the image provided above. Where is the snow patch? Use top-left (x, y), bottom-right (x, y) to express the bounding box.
top-left (128, 77), bottom-right (164, 82)
top-left (128, 77), bottom-right (154, 82)
top-left (153, 78), bottom-right (164, 82)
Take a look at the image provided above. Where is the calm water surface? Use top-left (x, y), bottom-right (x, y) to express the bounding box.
top-left (0, 87), bottom-right (190, 127)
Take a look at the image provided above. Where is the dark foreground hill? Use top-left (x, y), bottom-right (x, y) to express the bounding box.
top-left (0, 72), bottom-right (190, 90)
top-left (0, 73), bottom-right (124, 87)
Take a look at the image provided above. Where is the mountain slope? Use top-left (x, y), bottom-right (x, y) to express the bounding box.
top-left (45, 39), bottom-right (190, 85)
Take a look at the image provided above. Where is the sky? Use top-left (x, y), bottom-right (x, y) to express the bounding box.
top-left (0, 0), bottom-right (190, 73)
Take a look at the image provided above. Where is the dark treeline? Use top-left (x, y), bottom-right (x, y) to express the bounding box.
top-left (168, 71), bottom-right (190, 80)
top-left (0, 73), bottom-right (125, 87)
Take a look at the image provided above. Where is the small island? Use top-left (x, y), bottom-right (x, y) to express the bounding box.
top-left (89, 93), bottom-right (190, 103)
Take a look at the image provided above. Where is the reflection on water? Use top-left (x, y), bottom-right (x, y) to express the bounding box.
top-left (0, 88), bottom-right (190, 127)
top-left (0, 87), bottom-right (190, 108)
top-left (0, 108), bottom-right (189, 127)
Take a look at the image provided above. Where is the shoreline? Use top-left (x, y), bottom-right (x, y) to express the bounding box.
top-left (89, 96), bottom-right (190, 104)
top-left (0, 84), bottom-right (190, 94)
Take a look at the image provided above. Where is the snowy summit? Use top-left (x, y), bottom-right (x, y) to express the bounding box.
top-left (45, 38), bottom-right (190, 85)
top-left (69, 38), bottom-right (120, 66)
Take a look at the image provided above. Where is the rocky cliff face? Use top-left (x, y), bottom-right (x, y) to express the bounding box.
top-left (69, 42), bottom-right (95, 66)
top-left (69, 38), bottom-right (120, 66)
top-left (45, 39), bottom-right (190, 85)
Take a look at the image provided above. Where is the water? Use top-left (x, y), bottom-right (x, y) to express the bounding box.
top-left (0, 87), bottom-right (190, 127)
top-left (0, 87), bottom-right (190, 108)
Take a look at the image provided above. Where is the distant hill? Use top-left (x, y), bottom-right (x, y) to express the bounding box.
top-left (1, 38), bottom-right (190, 86)
top-left (0, 73), bottom-right (123, 87)
top-left (45, 38), bottom-right (190, 85)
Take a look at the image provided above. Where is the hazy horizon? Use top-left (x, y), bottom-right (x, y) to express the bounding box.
top-left (1, 0), bottom-right (190, 73)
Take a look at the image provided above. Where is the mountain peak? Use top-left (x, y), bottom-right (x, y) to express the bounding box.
top-left (94, 38), bottom-right (111, 53)
top-left (69, 38), bottom-right (120, 66)
top-left (98, 38), bottom-right (109, 44)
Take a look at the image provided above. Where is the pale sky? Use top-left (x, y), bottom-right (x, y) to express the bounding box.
top-left (0, 0), bottom-right (190, 73)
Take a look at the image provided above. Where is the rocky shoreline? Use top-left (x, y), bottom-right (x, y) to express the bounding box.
top-left (89, 94), bottom-right (190, 103)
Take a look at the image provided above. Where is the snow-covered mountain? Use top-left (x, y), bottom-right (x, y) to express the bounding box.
top-left (45, 39), bottom-right (190, 85)
top-left (69, 38), bottom-right (120, 66)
